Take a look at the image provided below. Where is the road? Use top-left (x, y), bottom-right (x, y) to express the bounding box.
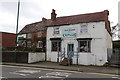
top-left (1, 65), bottom-right (120, 80)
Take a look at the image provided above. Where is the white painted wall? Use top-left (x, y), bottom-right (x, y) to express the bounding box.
top-left (28, 52), bottom-right (45, 63)
top-left (47, 21), bottom-right (112, 66)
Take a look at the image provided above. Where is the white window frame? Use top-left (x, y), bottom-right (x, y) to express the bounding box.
top-left (80, 25), bottom-right (88, 33)
top-left (53, 27), bottom-right (60, 35)
top-left (38, 31), bottom-right (42, 37)
top-left (37, 41), bottom-right (43, 48)
top-left (27, 41), bottom-right (31, 48)
top-left (27, 33), bottom-right (32, 38)
top-left (78, 40), bottom-right (91, 53)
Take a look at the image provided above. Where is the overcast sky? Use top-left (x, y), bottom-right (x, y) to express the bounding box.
top-left (0, 0), bottom-right (119, 34)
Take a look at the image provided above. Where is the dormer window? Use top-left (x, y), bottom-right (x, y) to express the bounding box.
top-left (53, 27), bottom-right (60, 35)
top-left (80, 25), bottom-right (88, 33)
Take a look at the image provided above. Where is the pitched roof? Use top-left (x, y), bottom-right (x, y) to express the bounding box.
top-left (19, 10), bottom-right (109, 34)
top-left (19, 20), bottom-right (51, 34)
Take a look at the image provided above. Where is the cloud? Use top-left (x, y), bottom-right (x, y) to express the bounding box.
top-left (0, 0), bottom-right (119, 33)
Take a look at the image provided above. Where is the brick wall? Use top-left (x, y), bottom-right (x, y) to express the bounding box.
top-left (1, 32), bottom-right (16, 47)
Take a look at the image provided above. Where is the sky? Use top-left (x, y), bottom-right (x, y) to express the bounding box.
top-left (0, 0), bottom-right (119, 34)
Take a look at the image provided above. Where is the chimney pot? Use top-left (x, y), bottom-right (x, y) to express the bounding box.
top-left (42, 17), bottom-right (47, 22)
top-left (104, 10), bottom-right (109, 15)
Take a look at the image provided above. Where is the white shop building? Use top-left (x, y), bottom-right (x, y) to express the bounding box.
top-left (46, 9), bottom-right (112, 66)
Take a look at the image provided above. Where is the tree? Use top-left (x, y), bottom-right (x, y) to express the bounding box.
top-left (111, 23), bottom-right (120, 40)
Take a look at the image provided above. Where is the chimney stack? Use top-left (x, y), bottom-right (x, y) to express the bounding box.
top-left (51, 9), bottom-right (57, 21)
top-left (104, 10), bottom-right (109, 15)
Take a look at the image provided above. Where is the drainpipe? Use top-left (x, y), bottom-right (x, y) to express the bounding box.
top-left (45, 27), bottom-right (47, 61)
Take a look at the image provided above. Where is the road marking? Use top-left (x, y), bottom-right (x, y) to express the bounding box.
top-left (39, 72), bottom-right (71, 78)
top-left (16, 69), bottom-right (41, 74)
top-left (46, 72), bottom-right (71, 77)
top-left (1, 64), bottom-right (120, 77)
top-left (10, 69), bottom-right (41, 76)
top-left (10, 72), bottom-right (29, 76)
top-left (1, 64), bottom-right (82, 73)
top-left (39, 75), bottom-right (63, 78)
top-left (0, 77), bottom-right (6, 79)
top-left (112, 77), bottom-right (118, 78)
top-left (83, 72), bottom-right (119, 76)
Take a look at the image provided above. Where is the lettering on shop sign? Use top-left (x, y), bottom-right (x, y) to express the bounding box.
top-left (62, 27), bottom-right (78, 37)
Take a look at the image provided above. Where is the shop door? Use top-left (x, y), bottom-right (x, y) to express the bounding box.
top-left (67, 44), bottom-right (74, 58)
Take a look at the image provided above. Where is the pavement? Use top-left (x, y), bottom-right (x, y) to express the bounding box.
top-left (2, 61), bottom-right (120, 75)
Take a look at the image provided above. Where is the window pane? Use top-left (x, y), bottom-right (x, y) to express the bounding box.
top-left (80, 41), bottom-right (87, 52)
top-left (27, 41), bottom-right (31, 48)
top-left (79, 40), bottom-right (91, 52)
top-left (38, 32), bottom-right (42, 37)
top-left (54, 27), bottom-right (60, 35)
top-left (38, 41), bottom-right (43, 48)
top-left (80, 25), bottom-right (87, 33)
top-left (51, 41), bottom-right (61, 51)
top-left (28, 33), bottom-right (32, 38)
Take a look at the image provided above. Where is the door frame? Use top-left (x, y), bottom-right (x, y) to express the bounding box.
top-left (67, 43), bottom-right (74, 58)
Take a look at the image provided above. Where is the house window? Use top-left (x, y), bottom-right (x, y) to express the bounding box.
top-left (27, 33), bottom-right (32, 38)
top-left (80, 25), bottom-right (88, 33)
top-left (38, 32), bottom-right (42, 37)
top-left (27, 41), bottom-right (31, 48)
top-left (18, 40), bottom-right (26, 47)
top-left (53, 27), bottom-right (60, 35)
top-left (78, 40), bottom-right (91, 52)
top-left (51, 40), bottom-right (61, 51)
top-left (37, 41), bottom-right (43, 48)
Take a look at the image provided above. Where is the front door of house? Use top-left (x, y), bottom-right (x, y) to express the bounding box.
top-left (67, 44), bottom-right (74, 58)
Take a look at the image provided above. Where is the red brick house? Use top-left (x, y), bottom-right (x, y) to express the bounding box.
top-left (18, 18), bottom-right (50, 52)
top-left (0, 32), bottom-right (16, 47)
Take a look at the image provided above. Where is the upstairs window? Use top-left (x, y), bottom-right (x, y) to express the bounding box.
top-left (38, 31), bottom-right (42, 37)
top-left (27, 33), bottom-right (32, 38)
top-left (80, 25), bottom-right (88, 33)
top-left (53, 27), bottom-right (60, 35)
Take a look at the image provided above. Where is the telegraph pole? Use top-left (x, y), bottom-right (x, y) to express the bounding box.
top-left (15, 0), bottom-right (20, 62)
top-left (16, 0), bottom-right (20, 46)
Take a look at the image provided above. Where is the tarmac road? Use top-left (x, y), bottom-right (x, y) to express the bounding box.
top-left (1, 65), bottom-right (120, 80)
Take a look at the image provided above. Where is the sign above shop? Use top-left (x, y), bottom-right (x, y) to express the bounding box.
top-left (61, 27), bottom-right (78, 38)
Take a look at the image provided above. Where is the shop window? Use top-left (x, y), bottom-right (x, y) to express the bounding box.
top-left (53, 27), bottom-right (60, 35)
top-left (78, 40), bottom-right (91, 52)
top-left (27, 33), bottom-right (32, 38)
top-left (80, 25), bottom-right (88, 33)
top-left (51, 40), bottom-right (61, 51)
top-left (27, 41), bottom-right (31, 48)
top-left (37, 41), bottom-right (43, 48)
